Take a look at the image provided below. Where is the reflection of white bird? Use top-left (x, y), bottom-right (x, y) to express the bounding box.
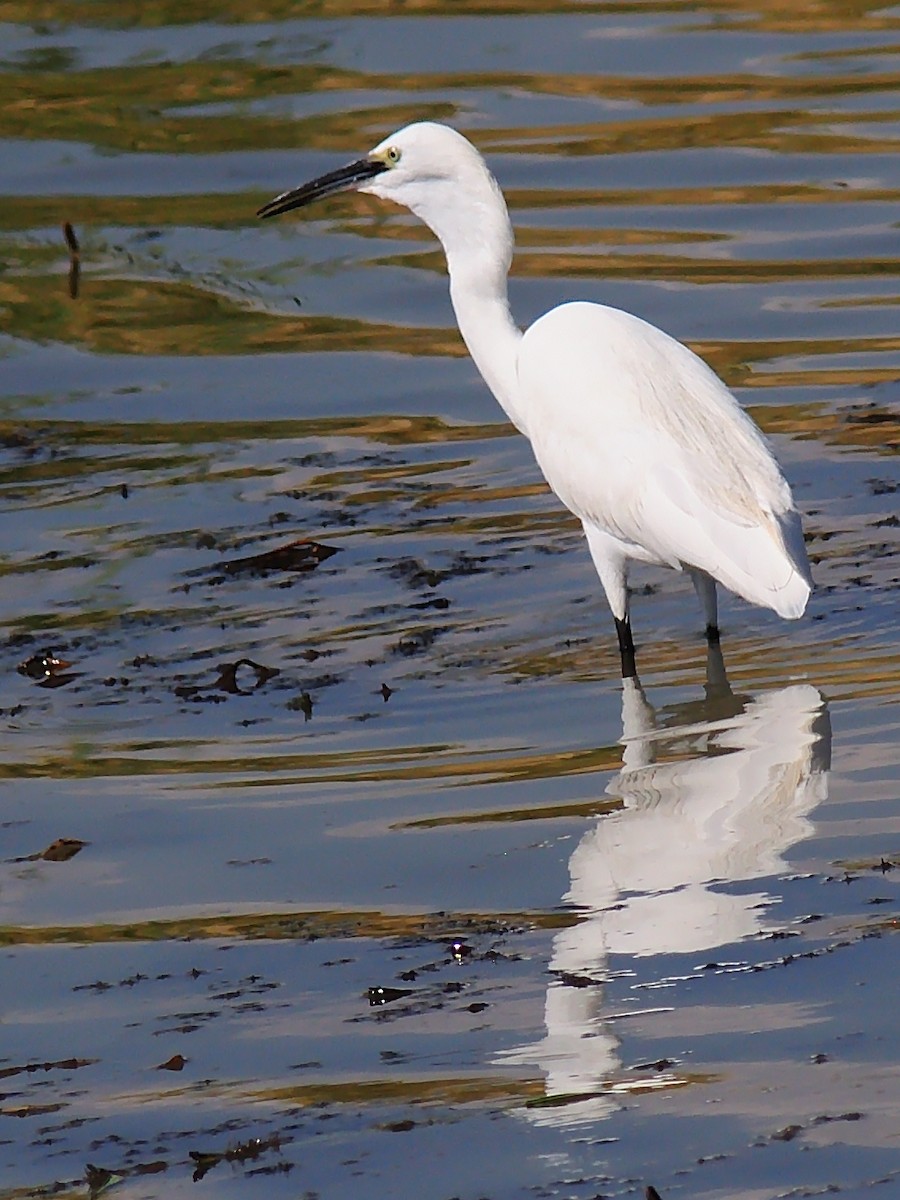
top-left (259, 122), bottom-right (813, 674)
top-left (573, 672), bottom-right (830, 960)
top-left (498, 650), bottom-right (830, 1126)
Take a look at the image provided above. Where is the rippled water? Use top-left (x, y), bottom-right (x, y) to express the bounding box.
top-left (1, 4), bottom-right (898, 1198)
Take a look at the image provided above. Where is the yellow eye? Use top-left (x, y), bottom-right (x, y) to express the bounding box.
top-left (386, 145), bottom-right (401, 165)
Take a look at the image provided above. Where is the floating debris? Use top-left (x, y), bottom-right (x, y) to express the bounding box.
top-left (213, 658), bottom-right (280, 694)
top-left (631, 1058), bottom-right (678, 1073)
top-left (85, 1163), bottom-right (123, 1198)
top-left (770, 1124), bottom-right (803, 1142)
top-left (40, 837), bottom-right (87, 862)
top-left (287, 690), bottom-right (314, 720)
top-left (17, 650), bottom-right (75, 686)
top-left (389, 556), bottom-right (446, 589)
top-left (558, 970), bottom-right (602, 989)
top-left (1, 1101), bottom-right (63, 1118)
top-left (394, 627), bottom-right (438, 657)
top-left (9, 837), bottom-right (87, 864)
top-left (85, 1160), bottom-right (165, 1198)
top-left (0, 1056), bottom-right (94, 1080)
top-left (174, 659), bottom-right (280, 703)
top-left (218, 538), bottom-right (339, 578)
top-left (156, 1054), bottom-right (186, 1071)
top-left (189, 1134), bottom-right (284, 1182)
top-left (368, 986), bottom-right (414, 1006)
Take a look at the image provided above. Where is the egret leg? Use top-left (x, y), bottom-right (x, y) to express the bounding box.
top-left (615, 616), bottom-right (637, 679)
top-left (582, 522), bottom-right (636, 677)
top-left (690, 569), bottom-right (719, 642)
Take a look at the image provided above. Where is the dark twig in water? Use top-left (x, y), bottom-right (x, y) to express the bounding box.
top-left (189, 1134), bottom-right (285, 1181)
top-left (63, 221), bottom-right (80, 298)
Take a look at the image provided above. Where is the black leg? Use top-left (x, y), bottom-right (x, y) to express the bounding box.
top-left (615, 616), bottom-right (637, 679)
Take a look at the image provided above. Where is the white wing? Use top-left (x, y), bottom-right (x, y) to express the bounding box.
top-left (518, 301), bottom-right (812, 616)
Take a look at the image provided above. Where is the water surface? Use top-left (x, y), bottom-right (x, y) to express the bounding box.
top-left (0, 3), bottom-right (898, 1198)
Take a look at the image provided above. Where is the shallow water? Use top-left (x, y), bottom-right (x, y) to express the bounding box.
top-left (0, 3), bottom-right (898, 1198)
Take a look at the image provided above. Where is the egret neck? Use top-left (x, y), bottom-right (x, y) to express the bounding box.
top-left (448, 257), bottom-right (525, 435)
top-left (385, 166), bottom-right (527, 434)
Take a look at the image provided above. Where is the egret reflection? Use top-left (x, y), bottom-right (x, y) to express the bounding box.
top-left (500, 648), bottom-right (830, 1126)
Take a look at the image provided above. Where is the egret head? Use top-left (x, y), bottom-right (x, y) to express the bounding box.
top-left (258, 121), bottom-right (512, 270)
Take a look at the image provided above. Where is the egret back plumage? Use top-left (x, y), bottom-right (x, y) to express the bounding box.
top-left (258, 121), bottom-right (812, 675)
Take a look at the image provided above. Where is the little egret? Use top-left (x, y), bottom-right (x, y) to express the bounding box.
top-left (258, 122), bottom-right (812, 676)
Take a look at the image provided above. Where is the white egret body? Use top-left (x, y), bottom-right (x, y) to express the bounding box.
top-left (259, 122), bottom-right (812, 674)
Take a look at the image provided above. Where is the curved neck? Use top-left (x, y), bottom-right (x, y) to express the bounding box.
top-left (390, 157), bottom-right (527, 433)
top-left (448, 255), bottom-right (525, 434)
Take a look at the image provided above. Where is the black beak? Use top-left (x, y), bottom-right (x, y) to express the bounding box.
top-left (257, 157), bottom-right (387, 219)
